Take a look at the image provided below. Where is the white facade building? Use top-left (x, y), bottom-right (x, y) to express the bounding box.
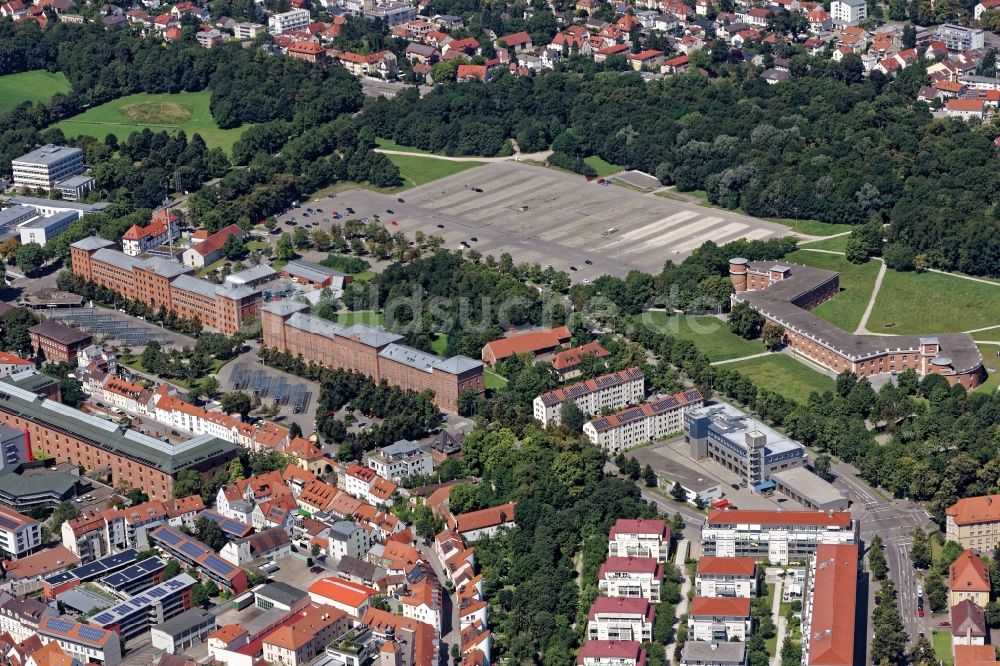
top-left (687, 597), bottom-right (752, 642)
top-left (694, 557), bottom-right (757, 598)
top-left (328, 520), bottom-right (370, 560)
top-left (701, 509), bottom-right (858, 565)
top-left (608, 518), bottom-right (670, 561)
top-left (830, 0), bottom-right (866, 24)
top-left (364, 439), bottom-right (433, 481)
top-left (587, 597), bottom-right (654, 642)
top-left (268, 7), bottom-right (310, 33)
top-left (533, 367), bottom-right (645, 427)
top-left (598, 557), bottom-right (663, 602)
top-left (584, 388), bottom-right (703, 452)
top-left (12, 145), bottom-right (85, 191)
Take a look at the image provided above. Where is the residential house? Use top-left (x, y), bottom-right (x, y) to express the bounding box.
top-left (598, 557), bottom-right (663, 602)
top-left (695, 557), bottom-right (758, 598)
top-left (687, 597), bottom-right (751, 642)
top-left (950, 551), bottom-right (991, 608)
top-left (952, 599), bottom-right (988, 647)
top-left (587, 597), bottom-right (654, 642)
top-left (608, 519), bottom-right (670, 561)
top-left (577, 641), bottom-right (646, 666)
top-left (947, 98), bottom-right (987, 120)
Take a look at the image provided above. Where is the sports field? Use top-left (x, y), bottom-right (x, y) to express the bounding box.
top-left (52, 90), bottom-right (247, 153)
top-left (784, 250), bottom-right (880, 332)
top-left (0, 70), bottom-right (71, 114)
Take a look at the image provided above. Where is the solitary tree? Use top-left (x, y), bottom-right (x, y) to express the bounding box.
top-left (560, 400), bottom-right (587, 431)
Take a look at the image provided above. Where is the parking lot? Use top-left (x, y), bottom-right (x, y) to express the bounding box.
top-left (45, 307), bottom-right (194, 349)
top-left (279, 162), bottom-right (792, 281)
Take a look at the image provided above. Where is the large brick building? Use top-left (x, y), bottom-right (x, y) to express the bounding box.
top-left (730, 258), bottom-right (986, 389)
top-left (0, 376), bottom-right (238, 501)
top-left (28, 320), bottom-right (92, 364)
top-left (70, 237), bottom-right (261, 334)
top-left (261, 301), bottom-right (484, 411)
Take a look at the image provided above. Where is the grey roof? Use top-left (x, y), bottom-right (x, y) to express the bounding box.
top-left (0, 378), bottom-right (238, 475)
top-left (70, 236), bottom-right (115, 251)
top-left (12, 145), bottom-right (82, 167)
top-left (688, 402), bottom-right (804, 458)
top-left (255, 581), bottom-right (307, 607)
top-left (55, 588), bottom-right (112, 614)
top-left (90, 574), bottom-right (197, 627)
top-left (153, 606), bottom-right (215, 638)
top-left (172, 273), bottom-right (218, 299)
top-left (262, 300), bottom-right (309, 316)
top-left (378, 343), bottom-right (440, 373)
top-left (381, 439), bottom-right (423, 457)
top-left (770, 467), bottom-right (847, 505)
top-left (7, 197), bottom-right (107, 214)
top-left (735, 260), bottom-right (984, 373)
top-left (57, 175), bottom-right (95, 188)
top-left (29, 320), bottom-right (91, 345)
top-left (92, 247), bottom-right (143, 271)
top-left (283, 259), bottom-right (346, 282)
top-left (140, 255), bottom-right (188, 279)
top-left (330, 520), bottom-right (361, 540)
top-left (343, 323), bottom-right (403, 348)
top-left (19, 211), bottom-right (77, 232)
top-left (681, 641), bottom-right (746, 664)
top-left (217, 284), bottom-right (259, 301)
top-left (225, 264), bottom-right (276, 285)
top-left (432, 355), bottom-right (483, 375)
top-left (0, 466), bottom-right (78, 499)
top-left (336, 555), bottom-right (377, 581)
top-left (0, 206), bottom-right (37, 227)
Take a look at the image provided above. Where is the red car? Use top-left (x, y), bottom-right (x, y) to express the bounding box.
top-left (390, 220), bottom-right (399, 226)
top-left (918, 609), bottom-right (924, 618)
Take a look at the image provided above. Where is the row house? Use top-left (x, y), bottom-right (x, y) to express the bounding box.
top-left (62, 495), bottom-right (203, 559)
top-left (337, 51), bottom-right (399, 78)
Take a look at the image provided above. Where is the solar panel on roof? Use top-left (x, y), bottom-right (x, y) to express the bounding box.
top-left (166, 578), bottom-right (185, 590)
top-left (148, 586), bottom-right (167, 598)
top-left (156, 529), bottom-right (183, 546)
top-left (592, 418), bottom-right (609, 430)
top-left (91, 613), bottom-right (114, 625)
top-left (78, 626), bottom-right (108, 642)
top-left (204, 555), bottom-right (235, 576)
top-left (180, 542), bottom-right (204, 559)
top-left (46, 618), bottom-right (74, 633)
top-left (0, 515), bottom-right (19, 530)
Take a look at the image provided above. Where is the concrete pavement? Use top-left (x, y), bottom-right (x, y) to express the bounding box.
top-left (770, 579), bottom-right (785, 666)
top-left (665, 539), bottom-right (690, 661)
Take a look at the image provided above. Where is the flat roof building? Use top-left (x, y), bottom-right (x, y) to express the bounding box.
top-left (770, 467), bottom-right (849, 512)
top-left (680, 641), bottom-right (746, 666)
top-left (11, 145), bottom-right (85, 191)
top-left (683, 401), bottom-right (805, 489)
top-left (702, 509), bottom-right (857, 565)
top-left (150, 607), bottom-right (216, 654)
top-left (89, 574), bottom-right (197, 641)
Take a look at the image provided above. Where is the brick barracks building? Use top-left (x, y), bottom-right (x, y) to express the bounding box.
top-left (0, 375), bottom-right (238, 501)
top-left (261, 301), bottom-right (484, 411)
top-left (70, 237), bottom-right (261, 335)
top-left (729, 258), bottom-right (986, 389)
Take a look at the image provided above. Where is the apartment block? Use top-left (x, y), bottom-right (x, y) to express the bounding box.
top-left (687, 597), bottom-right (751, 642)
top-left (598, 557), bottom-right (663, 602)
top-left (587, 597), bottom-right (654, 642)
top-left (608, 519), bottom-right (670, 561)
top-left (533, 367), bottom-right (645, 427)
top-left (364, 439), bottom-right (433, 481)
top-left (701, 510), bottom-right (857, 565)
top-left (584, 388), bottom-right (704, 452)
top-left (947, 494), bottom-right (1000, 550)
top-left (37, 615), bottom-right (122, 666)
top-left (695, 557), bottom-right (758, 598)
top-left (577, 641), bottom-right (647, 666)
top-left (88, 574), bottom-right (197, 641)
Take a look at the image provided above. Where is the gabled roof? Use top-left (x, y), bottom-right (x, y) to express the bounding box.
top-left (804, 544), bottom-right (857, 666)
top-left (689, 596), bottom-right (751, 618)
top-left (952, 599), bottom-right (987, 638)
top-left (609, 518), bottom-right (668, 540)
top-left (588, 596), bottom-right (654, 621)
top-left (451, 502), bottom-right (516, 534)
top-left (482, 326), bottom-right (571, 361)
top-left (950, 551), bottom-right (990, 593)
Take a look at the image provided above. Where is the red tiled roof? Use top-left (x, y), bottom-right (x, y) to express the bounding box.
top-left (804, 544), bottom-right (858, 666)
top-left (599, 556), bottom-right (662, 577)
top-left (577, 641), bottom-right (645, 665)
top-left (609, 518), bottom-right (668, 539)
top-left (308, 577), bottom-right (376, 608)
top-left (551, 342), bottom-right (608, 371)
top-left (950, 551), bottom-right (990, 593)
top-left (689, 596), bottom-right (751, 618)
top-left (452, 502), bottom-right (516, 534)
top-left (289, 41), bottom-right (326, 54)
top-left (696, 556), bottom-right (757, 577)
top-left (482, 326), bottom-right (571, 361)
top-left (948, 98), bottom-right (986, 111)
top-left (457, 64), bottom-right (488, 80)
top-left (193, 224), bottom-right (241, 257)
top-left (499, 30), bottom-right (531, 45)
top-left (587, 597), bottom-right (654, 621)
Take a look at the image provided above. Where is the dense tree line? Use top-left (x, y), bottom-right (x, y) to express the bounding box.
top-left (360, 60), bottom-right (1000, 276)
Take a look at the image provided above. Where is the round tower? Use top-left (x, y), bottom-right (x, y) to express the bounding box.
top-left (729, 258), bottom-right (748, 292)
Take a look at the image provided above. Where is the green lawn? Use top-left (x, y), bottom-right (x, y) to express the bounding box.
top-left (868, 269), bottom-right (1000, 335)
top-left (53, 90), bottom-right (248, 153)
top-left (246, 241), bottom-right (269, 252)
top-left (386, 154), bottom-right (486, 190)
top-left (431, 334), bottom-right (449, 356)
top-left (785, 250), bottom-right (880, 332)
top-left (645, 311), bottom-right (765, 362)
top-left (0, 70), bottom-right (71, 114)
top-left (978, 344), bottom-right (1000, 393)
top-left (376, 137), bottom-right (434, 154)
top-left (337, 310), bottom-right (385, 327)
top-left (768, 218), bottom-right (855, 237)
top-left (484, 369), bottom-right (508, 390)
top-left (726, 354), bottom-right (835, 402)
top-left (798, 234), bottom-right (849, 252)
top-left (932, 630), bottom-right (953, 666)
top-left (352, 270), bottom-right (376, 281)
top-left (972, 326), bottom-right (1000, 341)
top-left (584, 155), bottom-right (622, 177)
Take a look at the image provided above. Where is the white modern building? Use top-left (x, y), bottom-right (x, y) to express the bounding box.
top-left (701, 509), bottom-right (858, 565)
top-left (18, 210), bottom-right (77, 246)
top-left (598, 556), bottom-right (663, 602)
top-left (577, 641), bottom-right (646, 666)
top-left (695, 557), bottom-right (757, 598)
top-left (587, 597), bottom-right (654, 642)
top-left (584, 388), bottom-right (703, 452)
top-left (0, 504), bottom-right (42, 559)
top-left (533, 367), bottom-right (645, 427)
top-left (364, 439), bottom-right (433, 481)
top-left (268, 7), bottom-right (310, 33)
top-left (608, 518), bottom-right (670, 561)
top-left (11, 145), bottom-right (85, 191)
top-left (328, 520), bottom-right (370, 560)
top-left (688, 597), bottom-right (752, 642)
top-left (830, 0), bottom-right (866, 24)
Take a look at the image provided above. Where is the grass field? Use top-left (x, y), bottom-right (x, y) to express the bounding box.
top-left (785, 250), bottom-right (881, 332)
top-left (868, 269), bottom-right (1000, 335)
top-left (978, 344), bottom-right (1000, 393)
top-left (798, 234), bottom-right (849, 252)
top-left (0, 70), bottom-right (71, 114)
top-left (484, 368), bottom-right (508, 390)
top-left (645, 311), bottom-right (764, 362)
top-left (53, 90), bottom-right (247, 153)
top-left (726, 354), bottom-right (835, 402)
top-left (431, 334), bottom-right (448, 356)
top-left (973, 326), bottom-right (1000, 341)
top-left (932, 631), bottom-right (953, 666)
top-left (337, 310), bottom-right (385, 327)
top-left (387, 154), bottom-right (486, 190)
top-left (584, 156), bottom-right (622, 177)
